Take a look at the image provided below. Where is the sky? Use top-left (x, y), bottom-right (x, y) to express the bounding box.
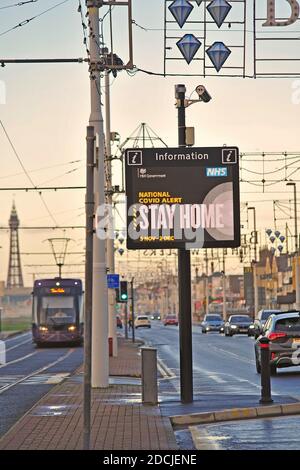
top-left (0, 0), bottom-right (300, 285)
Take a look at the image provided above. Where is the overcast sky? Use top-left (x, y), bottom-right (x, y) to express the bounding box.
top-left (0, 0), bottom-right (300, 285)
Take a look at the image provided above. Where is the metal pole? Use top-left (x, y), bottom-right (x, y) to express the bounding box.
top-left (296, 259), bottom-right (300, 311)
top-left (293, 184), bottom-right (298, 253)
top-left (253, 261), bottom-right (259, 318)
top-left (259, 337), bottom-right (273, 404)
top-left (105, 69), bottom-right (118, 357)
top-left (124, 301), bottom-right (128, 340)
top-left (131, 278), bottom-right (135, 343)
top-left (205, 276), bottom-right (209, 316)
top-left (222, 272), bottom-right (226, 322)
top-left (87, 1), bottom-right (109, 388)
top-left (175, 84), bottom-right (193, 404)
top-left (83, 125), bottom-right (95, 450)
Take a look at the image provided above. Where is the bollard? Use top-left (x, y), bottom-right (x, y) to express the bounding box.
top-left (141, 347), bottom-right (158, 405)
top-left (259, 337), bottom-right (273, 404)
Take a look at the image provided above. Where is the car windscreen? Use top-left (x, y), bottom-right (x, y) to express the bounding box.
top-left (275, 317), bottom-right (300, 332)
top-left (137, 316), bottom-right (149, 321)
top-left (261, 310), bottom-right (280, 320)
top-left (39, 296), bottom-right (76, 325)
top-left (206, 315), bottom-right (222, 321)
top-left (231, 316), bottom-right (251, 323)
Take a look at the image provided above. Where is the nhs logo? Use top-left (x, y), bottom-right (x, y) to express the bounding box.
top-left (205, 167), bottom-right (228, 177)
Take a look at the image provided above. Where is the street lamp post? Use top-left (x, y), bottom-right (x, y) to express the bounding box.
top-left (287, 183), bottom-right (298, 253)
top-left (287, 182), bottom-right (300, 309)
top-left (248, 206), bottom-right (259, 316)
top-left (247, 206), bottom-right (257, 262)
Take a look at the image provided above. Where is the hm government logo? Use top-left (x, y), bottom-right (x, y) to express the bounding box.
top-left (127, 150), bottom-right (143, 166)
top-left (137, 168), bottom-right (166, 179)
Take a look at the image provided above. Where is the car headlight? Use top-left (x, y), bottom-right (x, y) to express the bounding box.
top-left (68, 325), bottom-right (77, 332)
top-left (206, 327), bottom-right (210, 330)
top-left (39, 326), bottom-right (48, 332)
top-left (231, 325), bottom-right (237, 329)
top-left (249, 325), bottom-right (255, 329)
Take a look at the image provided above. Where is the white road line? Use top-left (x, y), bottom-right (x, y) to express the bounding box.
top-left (6, 339), bottom-right (32, 352)
top-left (3, 332), bottom-right (31, 343)
top-left (0, 352), bottom-right (37, 370)
top-left (0, 349), bottom-right (74, 395)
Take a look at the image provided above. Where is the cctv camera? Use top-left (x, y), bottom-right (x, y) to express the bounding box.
top-left (196, 85), bottom-right (212, 103)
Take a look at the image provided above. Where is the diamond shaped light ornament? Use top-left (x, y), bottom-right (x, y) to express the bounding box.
top-left (177, 34), bottom-right (202, 64)
top-left (168, 0), bottom-right (194, 28)
top-left (207, 0), bottom-right (232, 28)
top-left (206, 41), bottom-right (231, 72)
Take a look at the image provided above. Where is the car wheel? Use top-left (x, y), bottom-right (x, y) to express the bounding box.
top-left (202, 329), bottom-right (206, 334)
top-left (148, 326), bottom-right (151, 328)
top-left (270, 365), bottom-right (277, 376)
top-left (229, 332), bottom-right (233, 337)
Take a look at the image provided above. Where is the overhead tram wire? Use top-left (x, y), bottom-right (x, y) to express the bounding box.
top-left (0, 120), bottom-right (58, 226)
top-left (0, 0), bottom-right (72, 38)
top-left (0, 159), bottom-right (82, 181)
top-left (0, 0), bottom-right (38, 10)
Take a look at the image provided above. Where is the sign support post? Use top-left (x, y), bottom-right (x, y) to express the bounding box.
top-left (175, 84), bottom-right (193, 404)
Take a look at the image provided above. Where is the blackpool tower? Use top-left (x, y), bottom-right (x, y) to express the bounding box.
top-left (6, 202), bottom-right (24, 288)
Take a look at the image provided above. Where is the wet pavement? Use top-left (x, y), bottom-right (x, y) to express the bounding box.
top-left (191, 415), bottom-right (300, 450)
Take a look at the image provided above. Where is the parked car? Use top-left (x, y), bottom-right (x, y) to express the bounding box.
top-left (116, 315), bottom-right (123, 329)
top-left (224, 315), bottom-right (254, 336)
top-left (253, 309), bottom-right (282, 339)
top-left (134, 315), bottom-right (151, 329)
top-left (254, 311), bottom-right (300, 375)
top-left (163, 314), bottom-right (178, 326)
top-left (201, 314), bottom-right (224, 333)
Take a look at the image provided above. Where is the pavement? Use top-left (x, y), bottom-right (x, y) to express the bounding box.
top-left (0, 336), bottom-right (177, 450)
top-left (3, 324), bottom-right (300, 450)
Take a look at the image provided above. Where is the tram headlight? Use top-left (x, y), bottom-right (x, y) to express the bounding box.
top-left (39, 326), bottom-right (48, 332)
top-left (68, 325), bottom-right (77, 332)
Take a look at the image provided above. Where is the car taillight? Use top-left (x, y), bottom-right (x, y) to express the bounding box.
top-left (268, 332), bottom-right (287, 341)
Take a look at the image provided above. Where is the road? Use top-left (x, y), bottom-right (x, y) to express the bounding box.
top-left (0, 332), bottom-right (83, 438)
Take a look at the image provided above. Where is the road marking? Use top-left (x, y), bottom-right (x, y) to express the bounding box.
top-left (4, 332), bottom-right (31, 343)
top-left (209, 374), bottom-right (226, 384)
top-left (0, 352), bottom-right (37, 370)
top-left (189, 426), bottom-right (221, 450)
top-left (6, 338), bottom-right (32, 352)
top-left (0, 349), bottom-right (74, 395)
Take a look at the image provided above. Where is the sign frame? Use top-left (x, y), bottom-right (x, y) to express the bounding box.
top-left (125, 146), bottom-right (240, 251)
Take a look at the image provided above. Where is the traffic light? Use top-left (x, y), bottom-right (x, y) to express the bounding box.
top-left (120, 281), bottom-right (128, 302)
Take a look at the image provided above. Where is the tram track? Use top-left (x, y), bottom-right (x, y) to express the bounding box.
top-left (0, 348), bottom-right (75, 395)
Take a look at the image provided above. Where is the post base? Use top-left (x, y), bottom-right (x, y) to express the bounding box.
top-left (259, 398), bottom-right (274, 404)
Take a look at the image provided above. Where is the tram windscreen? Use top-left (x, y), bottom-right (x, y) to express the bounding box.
top-left (39, 296), bottom-right (76, 325)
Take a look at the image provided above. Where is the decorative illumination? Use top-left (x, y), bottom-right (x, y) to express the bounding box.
top-left (274, 230), bottom-right (281, 238)
top-left (168, 0), bottom-right (194, 28)
top-left (206, 41), bottom-right (231, 72)
top-left (177, 34), bottom-right (202, 64)
top-left (207, 0), bottom-right (232, 28)
top-left (195, 0), bottom-right (203, 5)
top-left (269, 236), bottom-right (276, 244)
top-left (278, 245), bottom-right (284, 253)
top-left (279, 235), bottom-right (285, 243)
top-left (266, 229), bottom-right (272, 236)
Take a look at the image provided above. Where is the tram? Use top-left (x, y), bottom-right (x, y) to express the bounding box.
top-left (32, 278), bottom-right (84, 346)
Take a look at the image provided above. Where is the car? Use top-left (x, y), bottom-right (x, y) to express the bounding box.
top-left (224, 315), bottom-right (254, 337)
top-left (254, 311), bottom-right (300, 375)
top-left (201, 314), bottom-right (224, 333)
top-left (116, 315), bottom-right (123, 329)
top-left (163, 314), bottom-right (178, 326)
top-left (253, 309), bottom-right (282, 339)
top-left (134, 315), bottom-right (151, 329)
top-left (150, 313), bottom-right (161, 320)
